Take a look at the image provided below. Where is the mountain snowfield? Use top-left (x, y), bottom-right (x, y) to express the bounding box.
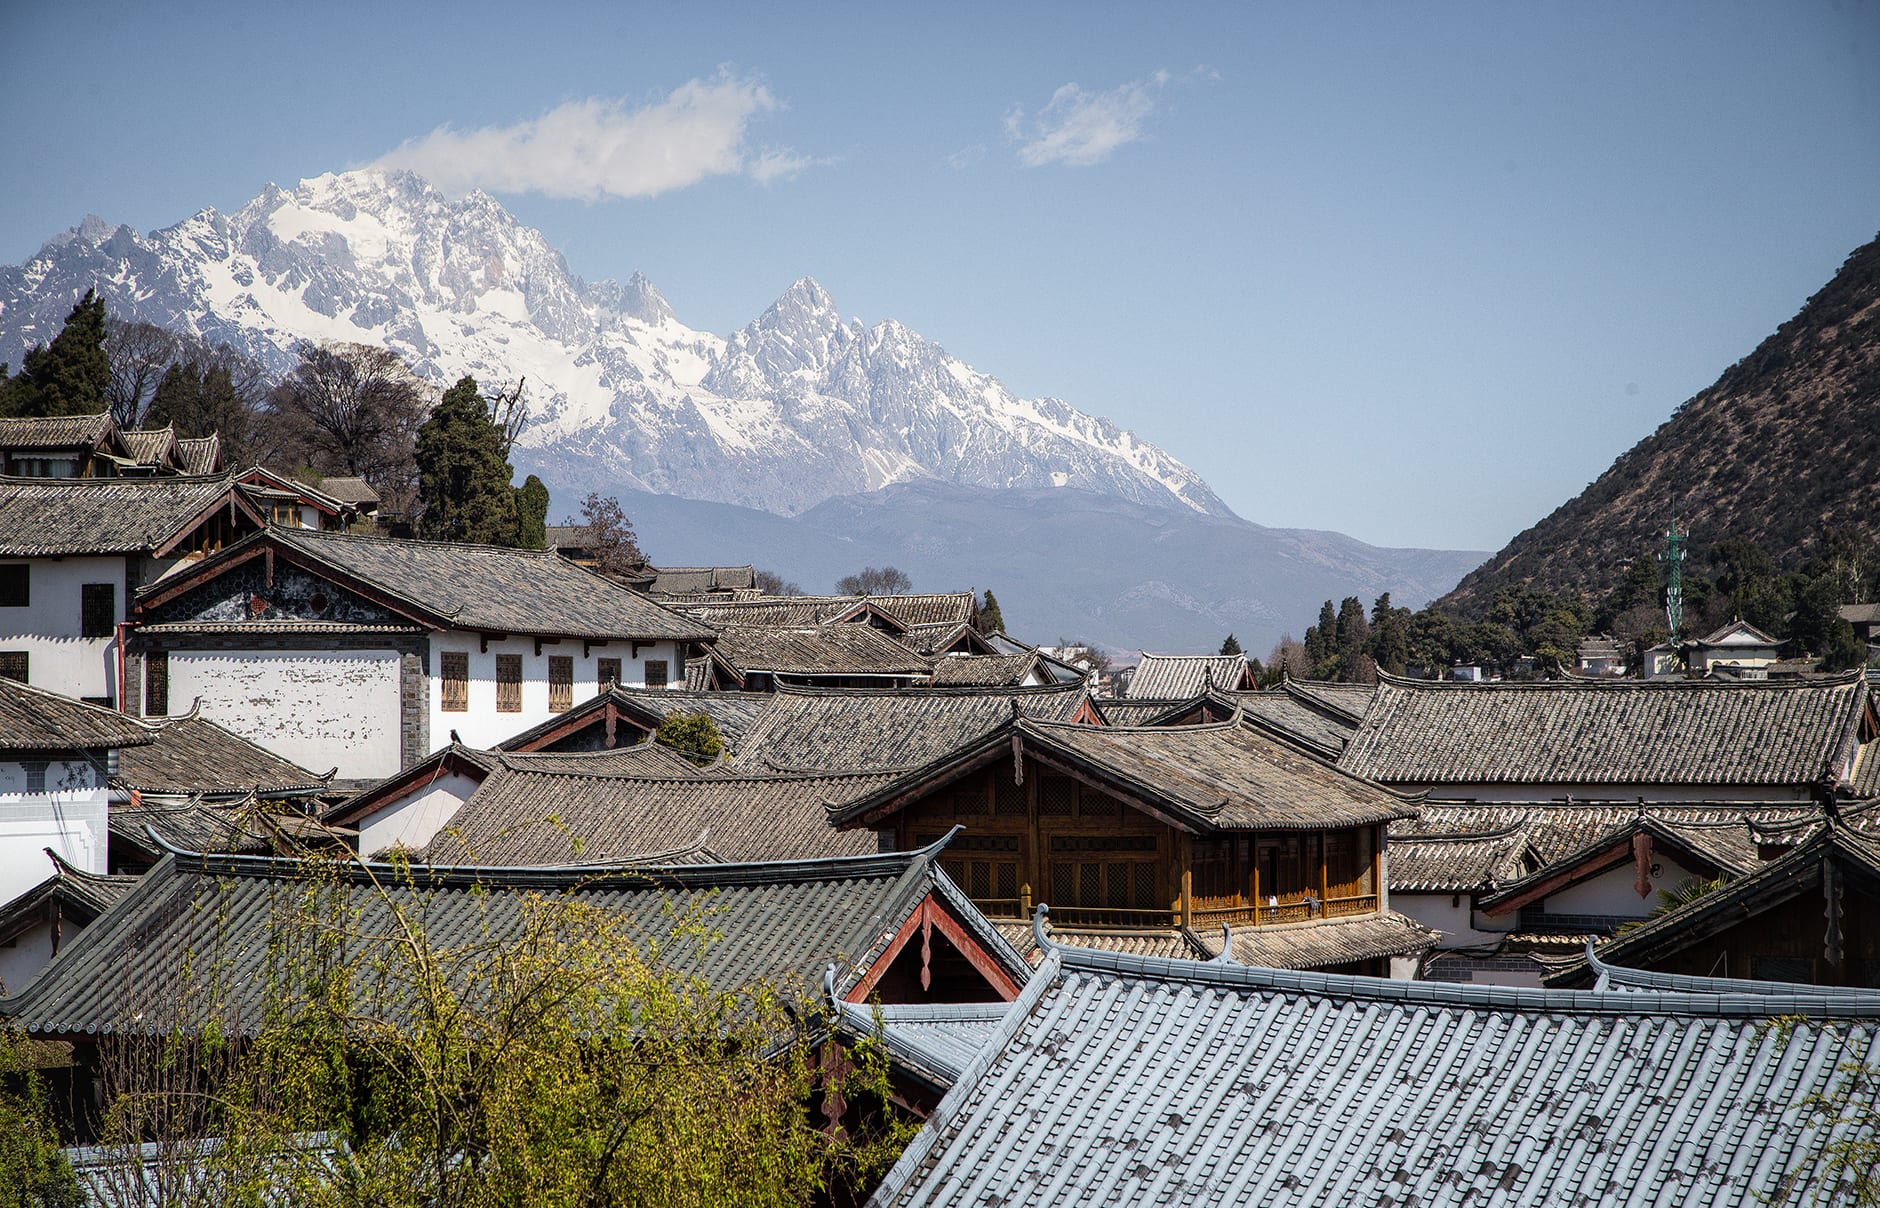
top-left (0, 168), bottom-right (1226, 518)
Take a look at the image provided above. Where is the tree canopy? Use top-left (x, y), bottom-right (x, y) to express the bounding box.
top-left (0, 289), bottom-right (110, 418)
top-left (836, 566), bottom-right (912, 595)
top-left (416, 376), bottom-right (519, 546)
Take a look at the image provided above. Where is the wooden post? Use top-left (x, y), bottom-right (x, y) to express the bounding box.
top-left (1178, 832), bottom-right (1193, 927)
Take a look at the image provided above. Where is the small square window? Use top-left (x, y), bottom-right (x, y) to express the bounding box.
top-left (597, 657), bottom-right (622, 692)
top-left (0, 565), bottom-right (27, 608)
top-left (0, 651), bottom-right (27, 683)
top-left (440, 651), bottom-right (469, 712)
top-left (82, 583), bottom-right (116, 639)
top-left (645, 659), bottom-right (669, 690)
top-left (24, 762), bottom-right (46, 793)
top-left (496, 654), bottom-right (522, 712)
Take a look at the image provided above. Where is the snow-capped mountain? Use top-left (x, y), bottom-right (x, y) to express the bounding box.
top-left (0, 169), bottom-right (1229, 518)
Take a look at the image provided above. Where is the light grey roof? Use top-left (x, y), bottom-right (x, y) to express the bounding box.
top-left (0, 472), bottom-right (244, 556)
top-left (148, 527), bottom-right (716, 643)
top-left (729, 683), bottom-right (1093, 773)
top-left (707, 625), bottom-right (933, 678)
top-left (1233, 687), bottom-right (1362, 756)
top-left (1341, 671), bottom-right (1868, 787)
top-left (674, 592), bottom-right (978, 630)
top-left (114, 713), bottom-right (326, 797)
top-left (0, 677), bottom-right (155, 752)
top-left (0, 411), bottom-right (119, 450)
top-left (175, 434), bottom-right (220, 475)
top-left (648, 565), bottom-right (756, 595)
top-left (311, 475), bottom-right (377, 505)
top-left (1124, 653), bottom-right (1250, 698)
top-left (420, 762), bottom-right (896, 866)
top-left (868, 936), bottom-right (1880, 1207)
top-left (1852, 741), bottom-right (1880, 799)
top-left (1388, 823), bottom-right (1533, 893)
top-left (1281, 677), bottom-right (1378, 720)
top-left (120, 426), bottom-right (179, 467)
top-left (0, 838), bottom-right (1021, 1039)
top-left (830, 999), bottom-right (1010, 1089)
top-left (995, 911), bottom-right (1437, 971)
top-left (927, 653), bottom-right (1040, 686)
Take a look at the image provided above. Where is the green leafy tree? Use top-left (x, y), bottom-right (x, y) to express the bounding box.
top-left (655, 710), bottom-right (725, 765)
top-left (979, 590), bottom-right (1007, 635)
top-left (0, 1031), bottom-right (83, 1207)
top-left (514, 474), bottom-right (549, 550)
top-left (1405, 606), bottom-right (1458, 676)
top-left (416, 376), bottom-right (519, 545)
top-left (1303, 600), bottom-right (1338, 676)
top-left (265, 342), bottom-right (427, 514)
top-left (1333, 597), bottom-right (1370, 681)
top-left (0, 289), bottom-right (110, 417)
top-left (1218, 633), bottom-right (1242, 656)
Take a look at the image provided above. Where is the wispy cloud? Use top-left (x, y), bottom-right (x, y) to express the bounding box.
top-left (375, 72), bottom-right (813, 200)
top-left (944, 143), bottom-right (987, 171)
top-left (1006, 70), bottom-right (1170, 168)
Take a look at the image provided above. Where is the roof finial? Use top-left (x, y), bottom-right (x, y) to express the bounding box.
top-left (1031, 902), bottom-right (1057, 954)
top-left (1211, 923), bottom-right (1237, 964)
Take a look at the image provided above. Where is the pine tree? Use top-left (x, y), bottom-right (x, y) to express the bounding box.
top-left (147, 359), bottom-right (250, 463)
top-left (1334, 596), bottom-right (1370, 681)
top-left (0, 289), bottom-right (110, 417)
top-left (1219, 634), bottom-right (1242, 656)
top-left (979, 590), bottom-right (1006, 634)
top-left (515, 474), bottom-right (549, 549)
top-left (1304, 600), bottom-right (1337, 671)
top-left (416, 376), bottom-right (518, 545)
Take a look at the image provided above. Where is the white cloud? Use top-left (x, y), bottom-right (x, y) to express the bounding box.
top-left (944, 143), bottom-right (987, 171)
top-left (1006, 73), bottom-right (1166, 168)
top-left (375, 73), bottom-right (812, 200)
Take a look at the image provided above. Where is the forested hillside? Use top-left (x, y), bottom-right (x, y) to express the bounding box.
top-left (1441, 232), bottom-right (1880, 613)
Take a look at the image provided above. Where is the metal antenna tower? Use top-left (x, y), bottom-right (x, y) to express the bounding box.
top-left (1660, 519), bottom-right (1687, 640)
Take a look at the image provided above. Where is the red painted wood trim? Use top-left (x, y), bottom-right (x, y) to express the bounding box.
top-left (845, 894), bottom-right (1023, 1003)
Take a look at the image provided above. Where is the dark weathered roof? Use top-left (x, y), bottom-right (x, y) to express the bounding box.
top-left (1281, 677), bottom-right (1377, 721)
top-left (675, 592), bottom-right (978, 631)
top-left (121, 427), bottom-right (179, 467)
top-left (869, 934), bottom-right (1880, 1207)
top-left (832, 718), bottom-right (1420, 833)
top-left (109, 799), bottom-right (306, 862)
top-left (0, 412), bottom-right (118, 450)
top-left (927, 653), bottom-right (1040, 686)
top-left (1087, 698), bottom-right (1187, 726)
top-left (1124, 653), bottom-right (1250, 699)
top-left (729, 683), bottom-right (1094, 773)
top-left (680, 598), bottom-right (837, 627)
top-left (996, 910), bottom-right (1437, 971)
top-left (0, 855), bottom-right (139, 947)
top-left (422, 762), bottom-right (896, 866)
top-left (0, 472), bottom-right (247, 557)
top-left (175, 434), bottom-right (220, 475)
top-left (142, 527), bottom-right (716, 642)
top-left (0, 678), bottom-right (154, 752)
top-left (1234, 687), bottom-right (1362, 756)
top-left (707, 625), bottom-right (933, 678)
top-left (649, 565), bottom-right (756, 595)
top-left (114, 713), bottom-right (326, 797)
top-left (1341, 671), bottom-right (1869, 787)
top-left (0, 838), bottom-right (1019, 1037)
top-left (495, 686), bottom-right (773, 752)
top-left (312, 475), bottom-right (377, 505)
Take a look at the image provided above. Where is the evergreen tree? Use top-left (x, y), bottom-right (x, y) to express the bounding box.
top-left (416, 376), bottom-right (518, 545)
top-left (1219, 633), bottom-right (1242, 656)
top-left (655, 710), bottom-right (724, 764)
top-left (146, 358), bottom-right (251, 463)
top-left (1333, 596), bottom-right (1370, 681)
top-left (1366, 593), bottom-right (1410, 676)
top-left (515, 474), bottom-right (549, 549)
top-left (979, 589), bottom-right (1006, 634)
top-left (1303, 600), bottom-right (1337, 673)
top-left (0, 289), bottom-right (110, 417)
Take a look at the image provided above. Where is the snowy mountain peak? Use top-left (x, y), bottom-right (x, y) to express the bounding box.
top-left (0, 167), bottom-right (1233, 520)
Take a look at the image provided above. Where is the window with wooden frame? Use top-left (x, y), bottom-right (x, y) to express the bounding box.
top-left (597, 657), bottom-right (622, 692)
top-left (644, 658), bottom-right (669, 689)
top-left (1048, 835), bottom-right (1160, 920)
top-left (496, 654), bottom-right (522, 712)
top-left (921, 832), bottom-right (1023, 918)
top-left (81, 583), bottom-right (115, 638)
top-left (0, 564), bottom-right (27, 607)
top-left (548, 656), bottom-right (573, 713)
top-left (0, 651), bottom-right (27, 683)
top-left (144, 651), bottom-right (167, 714)
top-left (440, 652), bottom-right (469, 713)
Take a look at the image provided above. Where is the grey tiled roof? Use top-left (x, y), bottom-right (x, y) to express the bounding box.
top-left (648, 565), bottom-right (756, 594)
top-left (421, 762), bottom-right (896, 866)
top-left (708, 625), bottom-right (932, 677)
top-left (994, 922), bottom-right (1205, 966)
top-left (0, 857), bottom-right (139, 947)
top-left (869, 940), bottom-right (1880, 1207)
top-left (1195, 911), bottom-right (1440, 967)
top-left (495, 686), bottom-right (773, 752)
top-left (170, 527), bottom-right (716, 642)
top-left (1281, 677), bottom-right (1377, 720)
top-left (1341, 671), bottom-right (1868, 787)
top-left (120, 427), bottom-right (178, 467)
top-left (115, 714), bottom-right (326, 796)
top-left (175, 435), bottom-right (220, 475)
top-left (1124, 653), bottom-right (1250, 698)
top-left (1852, 742), bottom-right (1880, 799)
top-left (927, 653), bottom-right (1039, 686)
top-left (674, 592), bottom-right (979, 630)
top-left (0, 678), bottom-right (155, 752)
top-left (1087, 698), bottom-right (1188, 726)
top-left (0, 839), bottom-right (1021, 1038)
top-left (1234, 687), bottom-right (1362, 756)
top-left (0, 472), bottom-right (242, 556)
top-left (0, 412), bottom-right (117, 449)
top-left (1388, 823), bottom-right (1532, 893)
top-left (830, 999), bottom-right (1012, 1089)
top-left (729, 683), bottom-right (1094, 773)
top-left (311, 475), bottom-right (377, 505)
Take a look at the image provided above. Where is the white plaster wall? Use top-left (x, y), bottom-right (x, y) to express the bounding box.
top-left (1543, 850), bottom-right (1702, 918)
top-left (0, 919), bottom-right (56, 997)
top-left (170, 648), bottom-right (403, 779)
top-left (427, 633), bottom-right (686, 751)
top-left (0, 759), bottom-right (108, 908)
top-left (356, 770), bottom-right (483, 857)
top-left (1392, 893), bottom-right (1514, 948)
top-left (0, 555), bottom-right (127, 702)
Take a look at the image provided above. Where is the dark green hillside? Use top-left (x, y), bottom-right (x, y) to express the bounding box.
top-left (1442, 232), bottom-right (1880, 613)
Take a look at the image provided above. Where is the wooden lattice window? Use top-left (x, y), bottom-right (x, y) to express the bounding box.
top-left (1048, 835), bottom-right (1159, 914)
top-left (548, 656), bottom-right (573, 713)
top-left (496, 654), bottom-right (522, 712)
top-left (0, 564), bottom-right (27, 607)
top-left (645, 659), bottom-right (669, 689)
top-left (440, 652), bottom-right (469, 713)
top-left (144, 651), bottom-right (167, 714)
top-left (597, 657), bottom-right (622, 691)
top-left (994, 775), bottom-right (1027, 816)
top-left (81, 583), bottom-right (115, 638)
top-left (0, 651), bottom-right (27, 683)
top-left (953, 783), bottom-right (987, 815)
top-left (928, 833), bottom-right (1023, 917)
top-left (1038, 775), bottom-right (1074, 817)
top-left (1079, 789), bottom-right (1119, 818)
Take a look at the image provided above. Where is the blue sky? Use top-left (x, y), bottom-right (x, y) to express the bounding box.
top-left (2, 1), bottom-right (1876, 551)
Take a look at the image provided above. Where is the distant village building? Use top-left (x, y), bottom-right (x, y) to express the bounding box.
top-left (128, 528), bottom-right (714, 779)
top-left (1575, 634), bottom-right (1627, 676)
top-left (1689, 618), bottom-right (1784, 677)
top-left (1122, 653), bottom-right (1255, 698)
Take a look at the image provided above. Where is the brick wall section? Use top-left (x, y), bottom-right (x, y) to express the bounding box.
top-left (401, 642), bottom-right (430, 769)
